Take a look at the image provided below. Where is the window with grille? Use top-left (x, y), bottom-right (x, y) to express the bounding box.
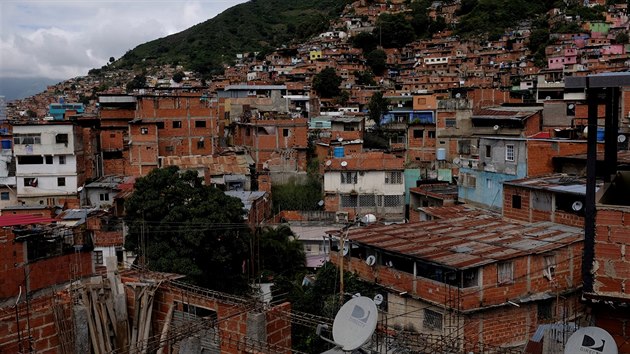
top-left (359, 194), bottom-right (376, 207)
top-left (505, 144), bottom-right (515, 162)
top-left (445, 118), bottom-right (456, 128)
top-left (340, 195), bottom-right (357, 207)
top-left (14, 134), bottom-right (41, 145)
top-left (423, 309), bottom-right (443, 330)
top-left (385, 171), bottom-right (402, 184)
top-left (383, 195), bottom-right (402, 207)
top-left (497, 262), bottom-right (513, 284)
top-left (341, 172), bottom-right (357, 184)
top-left (93, 250), bottom-right (104, 265)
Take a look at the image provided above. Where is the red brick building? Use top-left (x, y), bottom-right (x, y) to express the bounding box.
top-left (329, 206), bottom-right (584, 352)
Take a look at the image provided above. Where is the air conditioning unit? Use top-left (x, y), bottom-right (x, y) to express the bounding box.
top-left (336, 211), bottom-right (349, 223)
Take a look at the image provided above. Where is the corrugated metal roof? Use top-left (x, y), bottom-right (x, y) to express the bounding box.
top-left (0, 214), bottom-right (55, 227)
top-left (225, 191), bottom-right (267, 211)
top-left (336, 208), bottom-right (582, 270)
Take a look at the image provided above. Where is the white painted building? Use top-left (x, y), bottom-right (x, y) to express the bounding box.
top-left (323, 152), bottom-right (406, 222)
top-left (13, 123), bottom-right (84, 205)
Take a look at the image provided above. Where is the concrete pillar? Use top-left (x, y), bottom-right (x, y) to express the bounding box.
top-left (73, 304), bottom-right (90, 354)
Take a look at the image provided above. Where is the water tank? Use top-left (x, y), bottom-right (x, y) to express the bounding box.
top-left (436, 148), bottom-right (446, 161)
top-left (333, 146), bottom-right (344, 158)
top-left (1, 140), bottom-right (11, 150)
top-left (597, 127), bottom-right (605, 142)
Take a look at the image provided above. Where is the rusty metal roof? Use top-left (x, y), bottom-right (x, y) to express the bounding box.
top-left (338, 207), bottom-right (583, 270)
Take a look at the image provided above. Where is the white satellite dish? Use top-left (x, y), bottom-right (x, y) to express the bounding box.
top-left (337, 137), bottom-right (344, 142)
top-left (325, 160), bottom-right (332, 167)
top-left (618, 134), bottom-right (627, 143)
top-left (455, 93), bottom-right (462, 98)
top-left (453, 157), bottom-right (461, 166)
top-left (568, 103), bottom-right (575, 109)
top-left (373, 294), bottom-right (384, 306)
top-left (332, 297), bottom-right (378, 351)
top-left (365, 255), bottom-right (376, 266)
top-left (572, 201), bottom-right (584, 212)
top-left (317, 200), bottom-right (324, 207)
top-left (343, 244), bottom-right (350, 256)
top-left (565, 327), bottom-right (618, 354)
top-left (493, 125), bottom-right (500, 131)
top-left (340, 161), bottom-right (348, 167)
top-left (360, 213), bottom-right (377, 224)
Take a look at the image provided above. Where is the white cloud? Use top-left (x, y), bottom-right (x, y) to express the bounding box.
top-left (0, 0), bottom-right (247, 79)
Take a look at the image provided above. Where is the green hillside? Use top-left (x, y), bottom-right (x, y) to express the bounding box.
top-left (116, 0), bottom-right (350, 76)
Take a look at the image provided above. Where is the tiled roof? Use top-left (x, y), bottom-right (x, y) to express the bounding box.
top-left (334, 207), bottom-right (582, 270)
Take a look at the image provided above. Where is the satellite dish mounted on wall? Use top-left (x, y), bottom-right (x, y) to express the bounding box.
top-left (342, 244), bottom-right (350, 256)
top-left (493, 125), bottom-right (500, 131)
top-left (572, 201), bottom-right (584, 212)
top-left (325, 160), bottom-right (332, 167)
top-left (618, 134), bottom-right (627, 143)
top-left (373, 294), bottom-right (384, 306)
top-left (365, 255), bottom-right (376, 266)
top-left (340, 161), bottom-right (348, 167)
top-left (332, 297), bottom-right (378, 351)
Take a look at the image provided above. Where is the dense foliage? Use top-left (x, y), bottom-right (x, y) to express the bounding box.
top-left (312, 67), bottom-right (343, 98)
top-left (114, 0), bottom-right (350, 76)
top-left (456, 0), bottom-right (551, 38)
top-left (124, 166), bottom-right (251, 294)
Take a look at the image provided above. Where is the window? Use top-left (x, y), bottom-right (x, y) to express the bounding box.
top-left (512, 195), bottom-right (522, 209)
top-left (359, 194), bottom-right (377, 207)
top-left (485, 145), bottom-right (492, 158)
top-left (544, 254), bottom-right (556, 278)
top-left (156, 122), bottom-right (165, 129)
top-left (428, 131), bottom-right (436, 139)
top-left (57, 177), bottom-right (66, 187)
top-left (445, 118), bottom-right (456, 128)
top-left (383, 195), bottom-right (403, 207)
top-left (197, 140), bottom-right (205, 149)
top-left (0, 192), bottom-right (9, 201)
top-left (165, 146), bottom-right (174, 153)
top-left (59, 155), bottom-right (66, 165)
top-left (497, 262), bottom-right (513, 284)
top-left (93, 250), bottom-right (104, 265)
top-left (413, 129), bottom-right (424, 139)
top-left (45, 155), bottom-right (53, 164)
top-left (461, 173), bottom-right (477, 188)
top-left (463, 269), bottom-right (479, 288)
top-left (486, 178), bottom-right (492, 189)
top-left (195, 120), bottom-right (206, 128)
top-left (173, 121), bottom-right (182, 128)
top-left (340, 195), bottom-right (358, 207)
top-left (140, 127), bottom-right (149, 135)
top-left (385, 171), bottom-right (402, 184)
top-left (99, 193), bottom-right (110, 201)
top-left (17, 156), bottom-right (43, 165)
top-left (423, 309), bottom-right (443, 330)
top-left (458, 140), bottom-right (470, 154)
top-left (315, 122), bottom-right (323, 128)
top-left (246, 127), bottom-right (251, 136)
top-left (505, 144), bottom-right (515, 162)
top-left (283, 129), bottom-right (289, 137)
top-left (24, 177), bottom-right (38, 187)
top-left (341, 172), bottom-right (357, 184)
top-left (55, 134), bottom-right (69, 145)
top-left (14, 134), bottom-right (41, 145)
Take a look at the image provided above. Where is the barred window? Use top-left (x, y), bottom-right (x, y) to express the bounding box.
top-left (341, 172), bottom-right (357, 184)
top-left (383, 195), bottom-right (402, 207)
top-left (14, 134), bottom-right (41, 145)
top-left (93, 250), bottom-right (104, 265)
top-left (385, 171), bottom-right (402, 184)
top-left (423, 309), bottom-right (443, 330)
top-left (505, 144), bottom-right (515, 162)
top-left (359, 194), bottom-right (376, 207)
top-left (340, 195), bottom-right (357, 207)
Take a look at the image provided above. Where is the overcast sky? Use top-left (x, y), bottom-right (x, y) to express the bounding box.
top-left (0, 0), bottom-right (248, 80)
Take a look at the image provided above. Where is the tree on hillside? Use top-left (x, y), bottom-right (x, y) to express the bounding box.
top-left (376, 13), bottom-right (416, 48)
top-left (366, 49), bottom-right (387, 76)
top-left (172, 71), bottom-right (185, 83)
top-left (351, 32), bottom-right (378, 53)
top-left (125, 74), bottom-right (146, 92)
top-left (124, 166), bottom-right (251, 294)
top-left (368, 91), bottom-right (389, 127)
top-left (312, 67), bottom-right (342, 98)
top-left (258, 225), bottom-right (306, 279)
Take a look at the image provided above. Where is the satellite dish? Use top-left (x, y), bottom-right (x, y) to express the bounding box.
top-left (568, 103), bottom-right (575, 109)
top-left (545, 96), bottom-right (551, 100)
top-left (77, 186), bottom-right (84, 192)
top-left (618, 134), bottom-right (627, 143)
top-left (373, 294), bottom-right (384, 306)
top-left (565, 327), bottom-right (618, 354)
top-left (386, 260), bottom-right (394, 267)
top-left (340, 161), bottom-right (348, 167)
top-left (317, 200), bottom-right (324, 207)
top-left (365, 255), bottom-right (376, 266)
top-left (360, 213), bottom-right (377, 224)
top-left (455, 93), bottom-right (462, 98)
top-left (453, 157), bottom-right (461, 166)
top-left (493, 125), bottom-right (500, 131)
top-left (332, 297), bottom-right (378, 351)
top-left (337, 137), bottom-right (344, 142)
top-left (325, 160), bottom-right (332, 167)
top-left (572, 201), bottom-right (584, 212)
top-left (343, 244), bottom-right (350, 256)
